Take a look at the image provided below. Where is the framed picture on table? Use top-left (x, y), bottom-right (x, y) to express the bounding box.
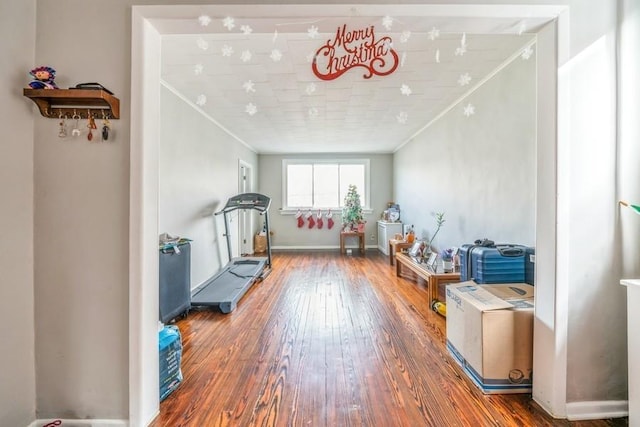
top-left (408, 241), bottom-right (421, 258)
top-left (426, 252), bottom-right (438, 270)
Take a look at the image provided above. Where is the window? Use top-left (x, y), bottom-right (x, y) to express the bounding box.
top-left (283, 159), bottom-right (370, 210)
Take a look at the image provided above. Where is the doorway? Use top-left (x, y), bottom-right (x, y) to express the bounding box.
top-left (130, 4), bottom-right (566, 425)
top-left (239, 159), bottom-right (253, 256)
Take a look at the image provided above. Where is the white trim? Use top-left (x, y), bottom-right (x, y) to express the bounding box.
top-left (565, 401), bottom-right (629, 421)
top-left (532, 10), bottom-right (569, 419)
top-left (131, 4), bottom-right (569, 425)
top-left (130, 8), bottom-right (161, 427)
top-left (30, 420), bottom-right (128, 427)
top-left (272, 245), bottom-right (378, 250)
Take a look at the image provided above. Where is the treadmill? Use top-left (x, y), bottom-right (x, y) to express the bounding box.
top-left (191, 193), bottom-right (272, 313)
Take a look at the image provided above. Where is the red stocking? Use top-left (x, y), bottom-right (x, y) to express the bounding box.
top-left (307, 210), bottom-right (315, 228)
top-left (316, 211), bottom-right (324, 229)
top-left (296, 210), bottom-right (304, 228)
top-left (327, 210), bottom-right (334, 229)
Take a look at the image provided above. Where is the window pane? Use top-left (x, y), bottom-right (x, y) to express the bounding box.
top-left (339, 164), bottom-right (365, 207)
top-left (313, 164), bottom-right (339, 207)
top-left (287, 164), bottom-right (312, 207)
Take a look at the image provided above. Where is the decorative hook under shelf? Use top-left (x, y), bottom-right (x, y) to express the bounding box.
top-left (23, 88), bottom-right (120, 119)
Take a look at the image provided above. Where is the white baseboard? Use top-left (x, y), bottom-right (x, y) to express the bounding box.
top-left (272, 245), bottom-right (378, 250)
top-left (30, 420), bottom-right (128, 427)
top-left (566, 400), bottom-right (628, 421)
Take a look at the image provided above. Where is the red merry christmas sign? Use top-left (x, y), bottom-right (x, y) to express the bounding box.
top-left (312, 24), bottom-right (399, 81)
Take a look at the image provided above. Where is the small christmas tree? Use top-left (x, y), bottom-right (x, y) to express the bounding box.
top-left (342, 184), bottom-right (364, 231)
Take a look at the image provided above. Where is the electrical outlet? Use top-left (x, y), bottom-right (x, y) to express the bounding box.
top-left (370, 234), bottom-right (375, 240)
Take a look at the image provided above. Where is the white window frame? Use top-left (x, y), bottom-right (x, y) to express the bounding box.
top-left (281, 158), bottom-right (371, 213)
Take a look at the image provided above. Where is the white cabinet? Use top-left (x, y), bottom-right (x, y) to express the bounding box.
top-left (377, 221), bottom-right (403, 255)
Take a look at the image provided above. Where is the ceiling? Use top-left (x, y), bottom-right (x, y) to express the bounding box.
top-left (157, 6), bottom-right (543, 154)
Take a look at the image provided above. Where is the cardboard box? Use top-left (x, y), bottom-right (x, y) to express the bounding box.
top-left (445, 281), bottom-right (534, 394)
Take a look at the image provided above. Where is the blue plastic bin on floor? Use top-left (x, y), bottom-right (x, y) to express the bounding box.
top-left (159, 325), bottom-right (183, 401)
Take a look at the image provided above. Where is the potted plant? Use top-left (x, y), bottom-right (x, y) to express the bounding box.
top-left (342, 184), bottom-right (365, 231)
top-left (425, 212), bottom-right (445, 254)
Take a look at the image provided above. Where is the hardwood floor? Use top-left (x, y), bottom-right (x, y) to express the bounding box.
top-left (150, 251), bottom-right (627, 427)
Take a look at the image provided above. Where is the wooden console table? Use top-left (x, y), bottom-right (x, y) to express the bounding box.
top-left (395, 253), bottom-right (460, 305)
top-left (388, 239), bottom-right (413, 265)
top-left (340, 231), bottom-right (365, 255)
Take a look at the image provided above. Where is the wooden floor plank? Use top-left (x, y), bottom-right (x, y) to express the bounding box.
top-left (151, 251), bottom-right (628, 427)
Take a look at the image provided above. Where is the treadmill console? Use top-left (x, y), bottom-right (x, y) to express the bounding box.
top-left (222, 193), bottom-right (271, 212)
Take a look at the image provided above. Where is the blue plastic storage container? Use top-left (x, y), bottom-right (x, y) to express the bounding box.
top-left (159, 325), bottom-right (183, 401)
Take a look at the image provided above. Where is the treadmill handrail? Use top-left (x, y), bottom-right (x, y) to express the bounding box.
top-left (214, 193), bottom-right (271, 215)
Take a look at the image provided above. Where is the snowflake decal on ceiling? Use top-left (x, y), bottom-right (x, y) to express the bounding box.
top-left (455, 33), bottom-right (468, 56)
top-left (198, 15), bottom-right (211, 27)
top-left (243, 80), bottom-right (256, 93)
top-left (463, 103), bottom-right (475, 117)
top-left (382, 15), bottom-right (393, 30)
top-left (308, 107), bottom-right (319, 118)
top-left (458, 73), bottom-right (471, 86)
top-left (427, 27), bottom-right (440, 41)
top-left (221, 45), bottom-right (234, 57)
top-left (245, 103), bottom-right (258, 116)
top-left (270, 49), bottom-right (283, 62)
top-left (400, 84), bottom-right (412, 96)
top-left (222, 16), bottom-right (235, 31)
top-left (194, 64), bottom-right (204, 75)
top-left (400, 30), bottom-right (411, 43)
top-left (305, 83), bottom-right (317, 95)
top-left (240, 25), bottom-right (253, 35)
top-left (396, 112), bottom-right (408, 124)
top-left (518, 20), bottom-right (527, 36)
top-left (196, 94), bottom-right (207, 106)
top-left (307, 25), bottom-right (319, 39)
top-left (196, 38), bottom-right (209, 50)
top-left (521, 46), bottom-right (534, 60)
top-left (240, 50), bottom-right (253, 62)
top-left (306, 52), bottom-right (316, 63)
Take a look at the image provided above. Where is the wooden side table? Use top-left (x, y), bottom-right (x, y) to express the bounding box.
top-left (395, 253), bottom-right (460, 306)
top-left (340, 231), bottom-right (365, 255)
top-left (388, 239), bottom-right (413, 265)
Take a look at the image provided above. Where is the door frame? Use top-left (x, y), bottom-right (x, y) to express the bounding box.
top-left (130, 4), bottom-right (568, 425)
top-left (239, 159), bottom-right (254, 256)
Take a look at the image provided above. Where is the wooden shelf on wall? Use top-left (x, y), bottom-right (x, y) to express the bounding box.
top-left (23, 88), bottom-right (120, 119)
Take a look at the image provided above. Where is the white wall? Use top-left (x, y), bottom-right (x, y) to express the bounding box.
top-left (0, 1), bottom-right (36, 426)
top-left (159, 85), bottom-right (258, 288)
top-left (618, 2), bottom-right (640, 274)
top-left (33, 0), bottom-right (133, 420)
top-left (557, 0), bottom-right (629, 417)
top-left (563, 25), bottom-right (625, 404)
top-left (258, 153), bottom-right (393, 248)
top-left (394, 55), bottom-right (536, 252)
